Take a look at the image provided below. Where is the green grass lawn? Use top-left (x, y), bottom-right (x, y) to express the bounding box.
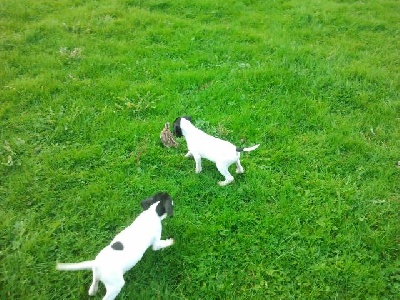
top-left (1, 0), bottom-right (399, 299)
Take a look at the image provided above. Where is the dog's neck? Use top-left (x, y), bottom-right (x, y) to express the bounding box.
top-left (180, 118), bottom-right (199, 137)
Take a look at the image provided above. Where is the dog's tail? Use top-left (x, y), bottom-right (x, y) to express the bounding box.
top-left (236, 144), bottom-right (260, 153)
top-left (56, 261), bottom-right (95, 271)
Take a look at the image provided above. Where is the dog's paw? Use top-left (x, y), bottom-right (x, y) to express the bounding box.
top-left (166, 238), bottom-right (174, 246)
top-left (236, 167), bottom-right (244, 174)
top-left (88, 285), bottom-right (98, 296)
top-left (218, 179), bottom-right (234, 186)
top-left (195, 167), bottom-right (202, 174)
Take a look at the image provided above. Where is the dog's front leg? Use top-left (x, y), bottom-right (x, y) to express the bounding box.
top-left (194, 155), bottom-right (202, 173)
top-left (152, 238), bottom-right (174, 251)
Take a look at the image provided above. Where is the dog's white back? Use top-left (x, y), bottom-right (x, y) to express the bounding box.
top-left (56, 192), bottom-right (174, 300)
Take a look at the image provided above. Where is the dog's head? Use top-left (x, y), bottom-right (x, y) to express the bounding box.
top-left (140, 192), bottom-right (174, 218)
top-left (172, 116), bottom-right (192, 137)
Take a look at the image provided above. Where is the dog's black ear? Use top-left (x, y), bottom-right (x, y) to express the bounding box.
top-left (172, 117), bottom-right (183, 137)
top-left (173, 116), bottom-right (192, 137)
top-left (164, 196), bottom-right (174, 217)
top-left (140, 196), bottom-right (157, 210)
top-left (153, 192), bottom-right (173, 217)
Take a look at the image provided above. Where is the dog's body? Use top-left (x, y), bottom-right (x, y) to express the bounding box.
top-left (56, 192), bottom-right (174, 300)
top-left (173, 117), bottom-right (259, 186)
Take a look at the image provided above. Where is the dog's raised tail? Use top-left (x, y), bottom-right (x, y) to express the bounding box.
top-left (236, 144), bottom-right (260, 153)
top-left (56, 261), bottom-right (94, 271)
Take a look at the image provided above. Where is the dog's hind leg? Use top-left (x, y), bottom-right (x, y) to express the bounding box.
top-left (102, 274), bottom-right (125, 300)
top-left (236, 158), bottom-right (244, 174)
top-left (88, 268), bottom-right (100, 296)
top-left (216, 162), bottom-right (234, 186)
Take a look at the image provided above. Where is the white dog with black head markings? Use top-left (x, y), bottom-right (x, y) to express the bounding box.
top-left (173, 116), bottom-right (260, 186)
top-left (56, 192), bottom-right (174, 300)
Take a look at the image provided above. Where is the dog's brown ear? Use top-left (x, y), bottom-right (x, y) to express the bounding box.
top-left (140, 197), bottom-right (156, 210)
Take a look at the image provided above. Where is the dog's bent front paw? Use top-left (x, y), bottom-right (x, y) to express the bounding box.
top-left (167, 238), bottom-right (174, 246)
